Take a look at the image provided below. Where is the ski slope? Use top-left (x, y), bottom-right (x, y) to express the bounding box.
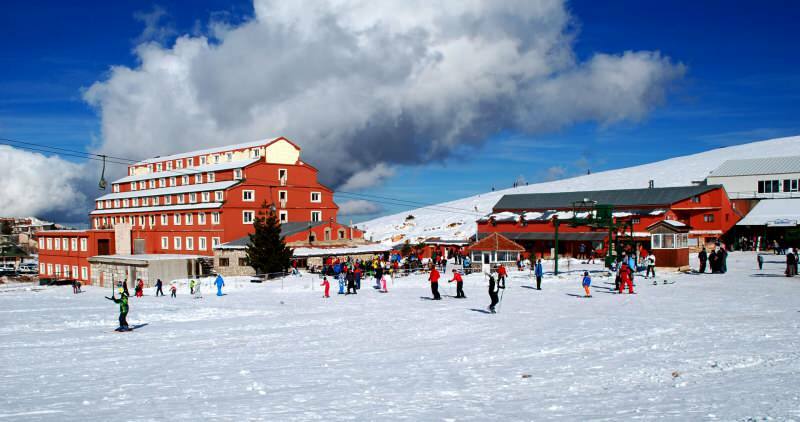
top-left (359, 135), bottom-right (800, 245)
top-left (1, 253), bottom-right (799, 420)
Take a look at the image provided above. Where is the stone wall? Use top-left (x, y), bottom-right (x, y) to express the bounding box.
top-left (214, 249), bottom-right (256, 277)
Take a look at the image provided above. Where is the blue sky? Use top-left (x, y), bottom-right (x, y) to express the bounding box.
top-left (1, 1), bottom-right (799, 224)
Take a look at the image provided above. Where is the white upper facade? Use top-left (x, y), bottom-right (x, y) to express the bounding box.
top-left (707, 156), bottom-right (800, 199)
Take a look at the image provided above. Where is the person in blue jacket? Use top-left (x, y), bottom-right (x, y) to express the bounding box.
top-left (214, 275), bottom-right (225, 296)
top-left (534, 259), bottom-right (544, 290)
top-left (338, 272), bottom-right (346, 294)
top-left (581, 271), bottom-right (592, 298)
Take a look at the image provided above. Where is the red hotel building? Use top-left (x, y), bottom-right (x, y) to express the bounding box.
top-left (477, 184), bottom-right (741, 258)
top-left (38, 137), bottom-right (363, 284)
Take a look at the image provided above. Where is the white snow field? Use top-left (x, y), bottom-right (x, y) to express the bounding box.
top-left (1, 253), bottom-right (799, 421)
top-left (359, 135), bottom-right (800, 244)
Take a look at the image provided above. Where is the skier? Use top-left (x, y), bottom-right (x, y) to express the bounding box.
top-left (155, 279), bottom-right (164, 297)
top-left (105, 287), bottom-right (130, 331)
top-left (719, 246), bottom-right (728, 274)
top-left (578, 243), bottom-right (586, 260)
top-left (618, 261), bottom-right (634, 294)
top-left (72, 279), bottom-right (79, 294)
top-left (698, 247), bottom-right (708, 273)
top-left (534, 259), bottom-right (543, 290)
top-left (644, 253), bottom-right (656, 279)
top-left (214, 275), bottom-right (225, 296)
top-left (448, 269), bottom-right (465, 298)
top-left (337, 272), bottom-right (346, 294)
top-left (354, 266), bottom-right (362, 290)
top-left (170, 283), bottom-right (177, 298)
top-left (320, 277), bottom-right (330, 298)
top-left (487, 272), bottom-right (500, 313)
top-left (581, 271), bottom-right (592, 298)
top-left (346, 270), bottom-right (357, 295)
top-left (135, 279), bottom-right (144, 298)
top-left (429, 266), bottom-right (441, 300)
top-left (121, 278), bottom-right (129, 296)
top-left (380, 272), bottom-right (390, 293)
top-left (192, 279), bottom-right (203, 299)
top-left (189, 279), bottom-right (196, 295)
top-left (497, 263), bottom-right (507, 289)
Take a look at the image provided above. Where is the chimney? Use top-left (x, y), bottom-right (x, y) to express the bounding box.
top-left (648, 180), bottom-right (654, 189)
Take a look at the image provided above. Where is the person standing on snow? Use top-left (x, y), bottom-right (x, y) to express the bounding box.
top-left (155, 279), bottom-right (164, 297)
top-left (534, 259), bottom-right (543, 290)
top-left (487, 272), bottom-right (500, 313)
top-left (337, 272), bottom-right (346, 295)
top-left (192, 279), bottom-right (203, 299)
top-left (189, 279), bottom-right (196, 295)
top-left (429, 266), bottom-right (442, 300)
top-left (214, 275), bottom-right (225, 296)
top-left (346, 270), bottom-right (357, 295)
top-left (645, 253), bottom-right (656, 279)
top-left (170, 283), bottom-right (177, 298)
top-left (105, 287), bottom-right (130, 331)
top-left (449, 269), bottom-right (465, 298)
top-left (698, 247), bottom-right (708, 273)
top-left (497, 263), bottom-right (507, 289)
top-left (135, 279), bottom-right (144, 298)
top-left (618, 261), bottom-right (634, 294)
top-left (581, 271), bottom-right (592, 298)
top-left (320, 277), bottom-right (330, 298)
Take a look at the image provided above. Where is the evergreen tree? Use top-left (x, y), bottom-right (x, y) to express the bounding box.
top-left (245, 202), bottom-right (293, 274)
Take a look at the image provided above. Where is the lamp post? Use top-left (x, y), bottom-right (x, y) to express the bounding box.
top-left (553, 216), bottom-right (559, 276)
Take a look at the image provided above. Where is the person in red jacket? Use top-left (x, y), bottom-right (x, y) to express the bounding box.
top-left (497, 264), bottom-right (507, 289)
top-left (618, 262), bottom-right (634, 294)
top-left (135, 279), bottom-right (144, 298)
top-left (428, 266), bottom-right (441, 300)
top-left (320, 277), bottom-right (330, 298)
top-left (449, 270), bottom-right (466, 298)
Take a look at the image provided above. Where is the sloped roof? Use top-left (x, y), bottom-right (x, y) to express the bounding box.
top-left (216, 221), bottom-right (326, 249)
top-left (736, 198), bottom-right (800, 226)
top-left (494, 185), bottom-right (719, 211)
top-left (709, 156), bottom-right (800, 177)
top-left (466, 233), bottom-right (525, 252)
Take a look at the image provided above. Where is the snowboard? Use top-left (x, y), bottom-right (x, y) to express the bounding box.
top-left (112, 323), bottom-right (148, 332)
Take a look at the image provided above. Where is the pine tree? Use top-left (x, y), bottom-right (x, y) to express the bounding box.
top-left (245, 202), bottom-right (293, 274)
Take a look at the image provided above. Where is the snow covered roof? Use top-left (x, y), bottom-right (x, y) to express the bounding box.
top-left (97, 181), bottom-right (238, 201)
top-left (133, 137), bottom-right (281, 165)
top-left (494, 185), bottom-right (719, 211)
top-left (709, 156), bottom-right (800, 177)
top-left (114, 159), bottom-right (259, 184)
top-left (291, 244), bottom-right (392, 257)
top-left (90, 203), bottom-right (222, 215)
top-left (736, 198), bottom-right (800, 226)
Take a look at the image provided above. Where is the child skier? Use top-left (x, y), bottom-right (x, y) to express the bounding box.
top-left (320, 277), bottom-right (330, 298)
top-left (337, 272), bottom-right (345, 294)
top-left (619, 262), bottom-right (634, 294)
top-left (105, 287), bottom-right (130, 331)
top-left (170, 283), bottom-right (177, 298)
top-left (155, 279), bottom-right (164, 297)
top-left (487, 272), bottom-right (500, 314)
top-left (381, 272), bottom-right (390, 293)
top-left (189, 279), bottom-right (196, 295)
top-left (135, 279), bottom-right (144, 298)
top-left (192, 279), bottom-right (203, 299)
top-left (214, 275), bottom-right (225, 296)
top-left (534, 259), bottom-right (543, 290)
top-left (581, 271), bottom-right (592, 298)
top-left (497, 263), bottom-right (507, 289)
top-left (449, 269), bottom-right (465, 298)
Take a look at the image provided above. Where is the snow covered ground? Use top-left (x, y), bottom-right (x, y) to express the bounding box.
top-left (359, 135), bottom-right (800, 244)
top-left (1, 253), bottom-right (799, 421)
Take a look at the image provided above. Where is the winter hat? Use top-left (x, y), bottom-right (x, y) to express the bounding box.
top-left (583, 271), bottom-right (589, 276)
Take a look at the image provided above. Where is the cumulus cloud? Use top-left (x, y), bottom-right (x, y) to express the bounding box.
top-left (544, 165), bottom-right (566, 181)
top-left (84, 0), bottom-right (685, 189)
top-left (337, 199), bottom-right (383, 216)
top-left (0, 146), bottom-right (91, 221)
top-left (339, 163), bottom-right (396, 191)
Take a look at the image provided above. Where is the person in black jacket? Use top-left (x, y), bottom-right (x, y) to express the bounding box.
top-left (346, 270), bottom-right (357, 294)
top-left (155, 279), bottom-right (164, 297)
top-left (786, 250), bottom-right (797, 276)
top-left (698, 247), bottom-right (707, 273)
top-left (488, 273), bottom-right (500, 314)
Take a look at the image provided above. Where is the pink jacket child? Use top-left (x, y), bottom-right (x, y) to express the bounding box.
top-left (320, 277), bottom-right (330, 298)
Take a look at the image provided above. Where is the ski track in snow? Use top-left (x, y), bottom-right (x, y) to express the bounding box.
top-left (359, 135), bottom-right (800, 245)
top-left (1, 253), bottom-right (799, 421)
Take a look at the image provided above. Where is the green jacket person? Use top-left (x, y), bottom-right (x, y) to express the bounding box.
top-left (106, 288), bottom-right (130, 331)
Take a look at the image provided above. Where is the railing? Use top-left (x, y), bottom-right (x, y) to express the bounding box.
top-left (728, 191), bottom-right (800, 200)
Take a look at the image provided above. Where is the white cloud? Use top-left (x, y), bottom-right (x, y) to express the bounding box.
top-left (337, 199), bottom-right (383, 216)
top-left (0, 146), bottom-right (90, 221)
top-left (544, 165), bottom-right (566, 181)
top-left (84, 0), bottom-right (685, 189)
top-left (339, 163), bottom-right (396, 191)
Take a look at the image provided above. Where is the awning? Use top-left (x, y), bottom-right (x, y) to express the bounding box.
top-left (736, 198), bottom-right (800, 226)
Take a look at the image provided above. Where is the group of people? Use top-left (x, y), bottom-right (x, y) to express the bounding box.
top-left (764, 247), bottom-right (800, 276)
top-left (697, 244), bottom-right (728, 274)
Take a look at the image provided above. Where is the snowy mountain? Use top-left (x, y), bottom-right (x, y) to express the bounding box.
top-left (359, 135), bottom-right (800, 244)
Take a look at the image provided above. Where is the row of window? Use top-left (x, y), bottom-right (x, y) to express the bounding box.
top-left (38, 237), bottom-right (88, 252)
top-left (161, 236), bottom-right (220, 251)
top-left (98, 191), bottom-right (225, 210)
top-left (40, 263), bottom-right (88, 280)
top-left (757, 179), bottom-right (800, 194)
top-left (94, 212), bottom-right (222, 229)
top-left (128, 148), bottom-right (263, 177)
top-left (115, 171), bottom-right (226, 193)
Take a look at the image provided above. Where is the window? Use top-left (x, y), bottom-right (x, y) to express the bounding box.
top-left (190, 193), bottom-right (197, 203)
top-left (71, 238), bottom-right (78, 251)
top-left (63, 265), bottom-right (70, 278)
top-left (214, 155), bottom-right (220, 164)
top-left (198, 212), bottom-right (206, 225)
top-left (324, 228), bottom-right (331, 241)
top-left (123, 199), bottom-right (129, 208)
top-left (177, 194), bottom-right (185, 204)
top-left (338, 229), bottom-right (346, 239)
top-left (174, 214), bottom-right (181, 225)
top-left (161, 237), bottom-right (169, 249)
top-left (243, 190), bottom-right (255, 201)
top-left (182, 175), bottom-right (190, 185)
top-left (185, 237), bottom-right (194, 250)
top-left (81, 267), bottom-right (88, 280)
top-left (279, 169), bottom-right (287, 180)
top-left (239, 258), bottom-right (248, 267)
top-left (169, 177), bottom-right (177, 186)
top-left (252, 148), bottom-right (260, 158)
top-left (279, 190), bottom-right (287, 201)
top-left (142, 197), bottom-right (149, 206)
top-left (72, 266), bottom-right (78, 279)
top-left (174, 237), bottom-right (182, 250)
top-left (185, 213), bottom-right (193, 225)
top-left (62, 238), bottom-right (68, 250)
top-left (139, 181), bottom-right (146, 190)
top-left (202, 192), bottom-right (210, 202)
top-left (131, 198), bottom-right (139, 207)
top-left (164, 195), bottom-right (172, 205)
top-left (187, 157), bottom-right (194, 167)
top-left (226, 152), bottom-right (233, 162)
top-left (80, 238), bottom-right (87, 251)
top-left (167, 161), bottom-right (173, 170)
top-left (161, 214), bottom-right (168, 225)
top-left (195, 174), bottom-right (202, 184)
top-left (218, 257), bottom-right (230, 267)
top-left (149, 179), bottom-right (155, 189)
top-left (207, 172), bottom-right (215, 183)
top-left (704, 214), bottom-right (714, 222)
top-left (113, 184), bottom-right (120, 193)
top-left (691, 195), bottom-right (700, 203)
top-left (631, 218), bottom-right (640, 225)
top-left (309, 233), bottom-right (316, 242)
top-left (215, 191), bottom-right (223, 201)
top-left (311, 211), bottom-right (322, 222)
top-left (784, 179), bottom-right (791, 192)
top-left (147, 164), bottom-right (153, 173)
top-left (149, 215), bottom-right (156, 226)
top-left (97, 201), bottom-right (103, 210)
top-left (156, 163), bottom-right (162, 172)
top-left (54, 238), bottom-right (60, 250)
top-left (39, 263), bottom-right (45, 274)
top-left (792, 179), bottom-right (799, 192)
top-left (114, 199), bottom-right (120, 208)
top-left (279, 210), bottom-right (288, 223)
top-left (212, 237), bottom-right (221, 248)
top-left (47, 263), bottom-right (53, 275)
top-left (200, 156), bottom-right (207, 165)
top-left (38, 238), bottom-right (44, 249)
top-left (131, 182), bottom-right (137, 191)
top-left (212, 212), bottom-right (220, 224)
top-left (138, 215), bottom-right (145, 227)
top-left (153, 196), bottom-right (160, 206)
top-left (310, 192), bottom-right (321, 203)
top-left (159, 178), bottom-right (166, 188)
top-left (772, 180), bottom-right (780, 193)
top-left (199, 237), bottom-right (207, 251)
top-left (234, 169), bottom-right (242, 180)
top-left (176, 159), bottom-right (183, 169)
top-left (243, 210), bottom-right (255, 224)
